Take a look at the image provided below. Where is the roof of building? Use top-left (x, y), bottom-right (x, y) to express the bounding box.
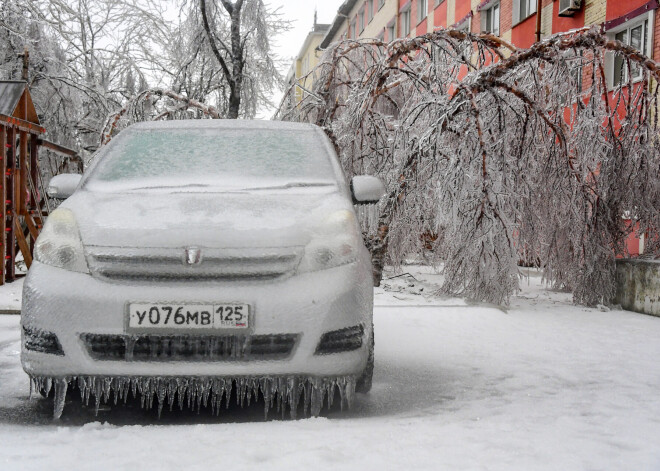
top-left (0, 81), bottom-right (27, 117)
top-left (294, 22), bottom-right (330, 62)
top-left (0, 80), bottom-right (40, 125)
top-left (313, 23), bottom-right (331, 33)
top-left (319, 0), bottom-right (358, 50)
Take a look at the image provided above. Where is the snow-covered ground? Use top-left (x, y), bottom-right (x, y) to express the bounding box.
top-left (0, 277), bottom-right (22, 312)
top-left (1, 267), bottom-right (660, 470)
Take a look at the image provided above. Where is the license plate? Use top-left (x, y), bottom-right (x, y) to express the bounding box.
top-left (128, 303), bottom-right (250, 331)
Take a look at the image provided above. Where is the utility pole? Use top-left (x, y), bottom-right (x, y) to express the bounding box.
top-left (20, 46), bottom-right (29, 81)
top-left (535, 0), bottom-right (543, 42)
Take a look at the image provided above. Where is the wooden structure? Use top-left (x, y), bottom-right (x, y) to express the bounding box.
top-left (0, 81), bottom-right (47, 284)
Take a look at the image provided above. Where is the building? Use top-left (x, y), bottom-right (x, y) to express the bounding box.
top-left (320, 0), bottom-right (658, 83)
top-left (320, 0), bottom-right (400, 47)
top-left (283, 18), bottom-right (330, 108)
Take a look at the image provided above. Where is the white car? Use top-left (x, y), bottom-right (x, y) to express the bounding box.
top-left (21, 120), bottom-right (385, 419)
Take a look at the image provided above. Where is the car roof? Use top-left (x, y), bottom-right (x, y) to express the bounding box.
top-left (128, 119), bottom-right (321, 133)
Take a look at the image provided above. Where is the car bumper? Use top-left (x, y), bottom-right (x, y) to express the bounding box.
top-left (21, 261), bottom-right (373, 379)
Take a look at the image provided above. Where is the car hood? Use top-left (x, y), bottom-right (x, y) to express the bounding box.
top-left (64, 189), bottom-right (351, 248)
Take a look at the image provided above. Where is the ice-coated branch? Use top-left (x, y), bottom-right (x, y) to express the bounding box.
top-left (100, 88), bottom-right (221, 145)
top-left (279, 27), bottom-right (660, 306)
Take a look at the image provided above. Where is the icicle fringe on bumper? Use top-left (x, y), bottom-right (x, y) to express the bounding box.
top-left (30, 374), bottom-right (357, 420)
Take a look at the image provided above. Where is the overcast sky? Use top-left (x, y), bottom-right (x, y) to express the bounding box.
top-left (271, 0), bottom-right (343, 63)
top-left (261, 0), bottom-right (344, 117)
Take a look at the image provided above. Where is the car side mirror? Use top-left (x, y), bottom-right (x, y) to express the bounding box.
top-left (351, 175), bottom-right (386, 205)
top-left (47, 174), bottom-right (82, 199)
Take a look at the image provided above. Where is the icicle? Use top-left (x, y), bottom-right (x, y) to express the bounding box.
top-left (176, 378), bottom-right (187, 410)
top-left (78, 376), bottom-right (88, 405)
top-left (310, 378), bottom-right (324, 417)
top-left (247, 379), bottom-right (258, 407)
top-left (303, 381), bottom-right (311, 416)
top-left (94, 378), bottom-right (103, 415)
top-left (166, 380), bottom-right (175, 411)
top-left (344, 377), bottom-right (356, 409)
top-left (326, 382), bottom-right (335, 410)
top-left (53, 378), bottom-right (68, 419)
top-left (29, 374), bottom-right (359, 419)
top-left (260, 378), bottom-right (271, 419)
top-left (276, 377), bottom-right (285, 414)
top-left (287, 377), bottom-right (300, 420)
top-left (223, 380), bottom-right (232, 410)
top-left (156, 380), bottom-right (167, 418)
top-left (113, 380), bottom-right (120, 405)
top-left (201, 379), bottom-right (211, 408)
top-left (44, 377), bottom-right (52, 398)
top-left (102, 377), bottom-right (112, 403)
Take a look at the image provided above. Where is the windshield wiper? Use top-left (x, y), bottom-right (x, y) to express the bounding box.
top-left (242, 182), bottom-right (335, 191)
top-left (127, 183), bottom-right (212, 190)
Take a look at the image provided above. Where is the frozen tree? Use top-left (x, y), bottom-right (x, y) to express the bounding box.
top-left (0, 1), bottom-right (84, 178)
top-left (279, 28), bottom-right (660, 306)
top-left (0, 0), bottom-right (167, 159)
top-left (1, 0), bottom-right (290, 150)
top-left (100, 87), bottom-right (222, 146)
top-left (175, 0), bottom-right (288, 119)
top-left (100, 0), bottom-right (290, 141)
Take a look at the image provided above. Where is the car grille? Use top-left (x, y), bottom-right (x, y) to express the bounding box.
top-left (80, 333), bottom-right (298, 362)
top-left (85, 246), bottom-right (303, 282)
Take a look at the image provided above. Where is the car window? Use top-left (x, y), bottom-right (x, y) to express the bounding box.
top-left (86, 127), bottom-right (337, 189)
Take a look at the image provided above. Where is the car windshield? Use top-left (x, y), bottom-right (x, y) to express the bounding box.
top-left (85, 126), bottom-right (337, 191)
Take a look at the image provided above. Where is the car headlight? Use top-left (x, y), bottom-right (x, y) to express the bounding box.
top-left (34, 208), bottom-right (89, 274)
top-left (298, 210), bottom-right (360, 273)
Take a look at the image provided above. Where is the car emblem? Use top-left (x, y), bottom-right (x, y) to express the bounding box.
top-left (184, 247), bottom-right (202, 266)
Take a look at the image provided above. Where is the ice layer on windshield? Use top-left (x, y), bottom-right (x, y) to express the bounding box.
top-left (87, 121), bottom-right (337, 190)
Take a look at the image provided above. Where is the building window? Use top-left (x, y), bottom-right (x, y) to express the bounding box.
top-left (401, 9), bottom-right (411, 36)
top-left (519, 0), bottom-right (536, 21)
top-left (512, 0), bottom-right (536, 25)
top-left (387, 22), bottom-right (396, 41)
top-left (613, 19), bottom-right (648, 86)
top-left (350, 20), bottom-right (356, 39)
top-left (418, 0), bottom-right (428, 23)
top-left (481, 2), bottom-right (500, 36)
top-left (368, 0), bottom-right (374, 21)
top-left (359, 10), bottom-right (365, 33)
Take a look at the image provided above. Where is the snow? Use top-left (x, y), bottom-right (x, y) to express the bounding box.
top-left (351, 176), bottom-right (386, 203)
top-left (0, 278), bottom-right (22, 312)
top-left (2, 266), bottom-right (660, 470)
top-left (46, 173), bottom-right (82, 199)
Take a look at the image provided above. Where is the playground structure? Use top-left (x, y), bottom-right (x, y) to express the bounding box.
top-left (0, 80), bottom-right (79, 285)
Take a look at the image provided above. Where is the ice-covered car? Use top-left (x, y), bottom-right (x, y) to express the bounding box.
top-left (21, 120), bottom-right (385, 419)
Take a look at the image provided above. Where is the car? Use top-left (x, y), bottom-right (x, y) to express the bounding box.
top-left (21, 119), bottom-right (385, 419)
